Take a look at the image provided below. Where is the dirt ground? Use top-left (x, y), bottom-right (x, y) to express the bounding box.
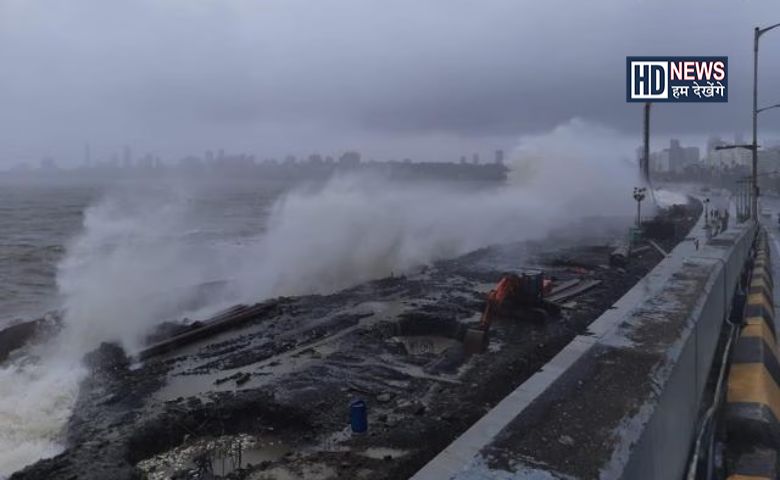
top-left (11, 201), bottom-right (701, 480)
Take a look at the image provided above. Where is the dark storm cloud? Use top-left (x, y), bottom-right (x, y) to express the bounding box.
top-left (1, 0), bottom-right (779, 164)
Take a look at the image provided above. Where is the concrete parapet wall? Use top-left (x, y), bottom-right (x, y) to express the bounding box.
top-left (414, 216), bottom-right (757, 480)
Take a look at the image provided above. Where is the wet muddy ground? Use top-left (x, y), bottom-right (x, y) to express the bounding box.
top-left (11, 203), bottom-right (700, 480)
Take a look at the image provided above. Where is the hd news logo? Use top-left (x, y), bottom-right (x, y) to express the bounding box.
top-left (626, 56), bottom-right (728, 103)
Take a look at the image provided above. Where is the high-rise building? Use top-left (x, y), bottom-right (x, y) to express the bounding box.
top-left (705, 136), bottom-right (732, 168)
top-left (758, 147), bottom-right (780, 173)
top-left (649, 139), bottom-right (699, 173)
top-left (339, 151), bottom-right (361, 166)
top-left (495, 149), bottom-right (504, 165)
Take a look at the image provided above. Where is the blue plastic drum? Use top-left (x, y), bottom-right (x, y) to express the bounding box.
top-left (350, 399), bottom-right (367, 433)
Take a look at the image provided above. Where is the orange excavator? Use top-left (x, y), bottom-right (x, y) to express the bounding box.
top-left (464, 271), bottom-right (560, 355)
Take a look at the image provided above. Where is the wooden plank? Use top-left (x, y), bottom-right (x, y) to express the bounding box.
top-left (547, 279), bottom-right (601, 303)
top-left (548, 278), bottom-right (581, 296)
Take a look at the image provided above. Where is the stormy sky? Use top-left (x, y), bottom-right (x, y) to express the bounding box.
top-left (1, 0), bottom-right (779, 166)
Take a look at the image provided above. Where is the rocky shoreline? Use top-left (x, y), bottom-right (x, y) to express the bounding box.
top-left (9, 201), bottom-right (700, 480)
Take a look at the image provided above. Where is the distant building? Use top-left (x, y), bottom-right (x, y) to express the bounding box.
top-left (704, 136), bottom-right (729, 167)
top-left (759, 147), bottom-right (780, 173)
top-left (649, 149), bottom-right (670, 173)
top-left (648, 139), bottom-right (699, 173)
top-left (495, 149), bottom-right (504, 165)
top-left (668, 139), bottom-right (699, 173)
top-left (339, 151), bottom-right (361, 167)
top-left (705, 134), bottom-right (750, 168)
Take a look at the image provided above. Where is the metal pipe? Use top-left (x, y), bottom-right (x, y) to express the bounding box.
top-left (753, 27), bottom-right (759, 220)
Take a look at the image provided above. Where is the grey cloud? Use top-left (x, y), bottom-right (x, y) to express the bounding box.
top-left (1, 0), bottom-right (780, 164)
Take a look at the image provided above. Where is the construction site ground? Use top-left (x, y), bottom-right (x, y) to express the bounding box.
top-left (12, 201), bottom-right (700, 480)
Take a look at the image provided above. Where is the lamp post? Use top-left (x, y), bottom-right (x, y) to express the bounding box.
top-left (633, 187), bottom-right (647, 227)
top-left (752, 23), bottom-right (780, 219)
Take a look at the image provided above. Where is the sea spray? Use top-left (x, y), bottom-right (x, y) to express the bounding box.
top-left (1, 119), bottom-right (643, 475)
top-left (0, 345), bottom-right (84, 478)
top-left (232, 119), bottom-right (641, 299)
top-left (56, 119), bottom-right (642, 354)
top-left (55, 189), bottom-right (238, 354)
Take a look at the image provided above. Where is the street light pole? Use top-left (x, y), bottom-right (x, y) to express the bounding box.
top-left (753, 27), bottom-right (759, 220)
top-left (752, 22), bottom-right (780, 220)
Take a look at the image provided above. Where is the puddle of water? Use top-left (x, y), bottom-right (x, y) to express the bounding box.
top-left (155, 340), bottom-right (338, 402)
top-left (137, 433), bottom-right (289, 480)
top-left (394, 335), bottom-right (460, 355)
top-left (360, 447), bottom-right (409, 460)
top-left (216, 437), bottom-right (289, 474)
top-left (154, 299), bottom-right (417, 403)
top-left (154, 370), bottom-right (231, 401)
top-left (354, 300), bottom-right (410, 322)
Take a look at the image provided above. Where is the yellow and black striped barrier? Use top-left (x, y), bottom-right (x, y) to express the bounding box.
top-left (726, 230), bottom-right (780, 450)
top-left (727, 448), bottom-right (776, 480)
